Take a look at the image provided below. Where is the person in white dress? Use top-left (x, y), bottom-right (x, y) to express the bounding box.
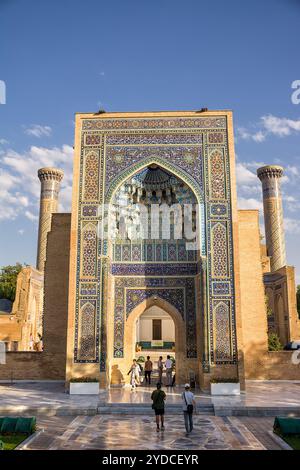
top-left (128, 359), bottom-right (140, 390)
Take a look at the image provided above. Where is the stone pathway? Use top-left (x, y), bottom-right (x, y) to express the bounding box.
top-left (26, 414), bottom-right (280, 450)
top-left (1, 380), bottom-right (300, 411)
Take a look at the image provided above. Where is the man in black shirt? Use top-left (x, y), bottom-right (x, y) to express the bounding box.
top-left (151, 383), bottom-right (166, 432)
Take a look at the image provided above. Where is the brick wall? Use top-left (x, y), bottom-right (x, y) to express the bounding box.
top-left (0, 214), bottom-right (70, 380)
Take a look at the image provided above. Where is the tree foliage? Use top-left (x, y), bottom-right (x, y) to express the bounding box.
top-left (0, 263), bottom-right (24, 302)
top-left (265, 294), bottom-right (273, 317)
top-left (268, 332), bottom-right (283, 351)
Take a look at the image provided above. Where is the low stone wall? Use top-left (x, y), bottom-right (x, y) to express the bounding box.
top-left (245, 351), bottom-right (300, 380)
top-left (0, 351), bottom-right (65, 380)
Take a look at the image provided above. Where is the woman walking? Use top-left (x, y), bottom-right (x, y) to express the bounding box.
top-left (128, 359), bottom-right (140, 391)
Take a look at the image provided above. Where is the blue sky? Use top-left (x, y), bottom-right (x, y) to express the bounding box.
top-left (0, 0), bottom-right (300, 280)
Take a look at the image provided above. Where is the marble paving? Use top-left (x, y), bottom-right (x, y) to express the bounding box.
top-left (29, 414), bottom-right (267, 450)
top-left (0, 380), bottom-right (300, 411)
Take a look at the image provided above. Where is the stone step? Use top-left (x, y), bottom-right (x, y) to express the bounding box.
top-left (214, 406), bottom-right (300, 417)
top-left (0, 403), bottom-right (214, 416)
top-left (98, 403), bottom-right (215, 415)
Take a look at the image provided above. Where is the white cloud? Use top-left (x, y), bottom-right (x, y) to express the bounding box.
top-left (24, 124), bottom-right (52, 138)
top-left (236, 162), bottom-right (257, 185)
top-left (235, 161), bottom-right (262, 199)
top-left (0, 144), bottom-right (73, 222)
top-left (237, 197), bottom-right (263, 211)
top-left (261, 115), bottom-right (300, 137)
top-left (236, 127), bottom-right (266, 143)
top-left (24, 210), bottom-right (38, 222)
top-left (236, 161), bottom-right (264, 212)
top-left (252, 131), bottom-right (266, 143)
top-left (18, 229), bottom-right (24, 235)
top-left (0, 138), bottom-right (9, 145)
top-left (236, 114), bottom-right (300, 143)
top-left (284, 217), bottom-right (300, 235)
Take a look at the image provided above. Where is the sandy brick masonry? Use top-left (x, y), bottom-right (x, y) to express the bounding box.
top-left (0, 214), bottom-right (70, 380)
top-left (238, 209), bottom-right (300, 380)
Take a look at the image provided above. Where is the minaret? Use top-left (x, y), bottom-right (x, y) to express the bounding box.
top-left (36, 167), bottom-right (64, 272)
top-left (257, 165), bottom-right (286, 272)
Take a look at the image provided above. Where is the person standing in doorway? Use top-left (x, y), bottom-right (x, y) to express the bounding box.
top-left (157, 356), bottom-right (164, 384)
top-left (144, 356), bottom-right (153, 385)
top-left (151, 383), bottom-right (166, 432)
top-left (182, 383), bottom-right (196, 433)
top-left (127, 359), bottom-right (140, 391)
top-left (165, 355), bottom-right (173, 387)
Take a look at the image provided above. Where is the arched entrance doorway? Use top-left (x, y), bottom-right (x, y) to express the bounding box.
top-left (126, 297), bottom-right (186, 385)
top-left (135, 306), bottom-right (175, 358)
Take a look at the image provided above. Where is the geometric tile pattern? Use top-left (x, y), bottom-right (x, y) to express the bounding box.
top-left (209, 149), bottom-right (226, 200)
top-left (211, 222), bottom-right (229, 278)
top-left (78, 300), bottom-right (96, 360)
top-left (113, 276), bottom-right (197, 359)
top-left (213, 300), bottom-right (231, 360)
top-left (112, 241), bottom-right (197, 263)
top-left (111, 263), bottom-right (199, 276)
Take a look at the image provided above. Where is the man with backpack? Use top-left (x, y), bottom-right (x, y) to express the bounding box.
top-left (182, 383), bottom-right (196, 433)
top-left (151, 383), bottom-right (166, 432)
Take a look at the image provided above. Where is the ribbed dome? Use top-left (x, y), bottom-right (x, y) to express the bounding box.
top-left (133, 165), bottom-right (177, 191)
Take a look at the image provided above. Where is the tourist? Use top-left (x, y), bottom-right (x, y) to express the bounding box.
top-left (144, 356), bottom-right (153, 385)
top-left (29, 333), bottom-right (34, 351)
top-left (157, 356), bottom-right (163, 384)
top-left (172, 371), bottom-right (176, 387)
top-left (182, 383), bottom-right (196, 433)
top-left (127, 359), bottom-right (140, 391)
top-left (165, 355), bottom-right (173, 386)
top-left (151, 382), bottom-right (166, 432)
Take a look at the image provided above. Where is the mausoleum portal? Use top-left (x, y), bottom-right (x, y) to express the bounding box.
top-left (66, 110), bottom-right (242, 388)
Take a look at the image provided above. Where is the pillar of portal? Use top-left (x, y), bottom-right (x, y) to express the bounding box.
top-left (36, 167), bottom-right (64, 272)
top-left (257, 165), bottom-right (286, 272)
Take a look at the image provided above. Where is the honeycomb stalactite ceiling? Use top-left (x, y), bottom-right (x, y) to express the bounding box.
top-left (113, 164), bottom-right (197, 217)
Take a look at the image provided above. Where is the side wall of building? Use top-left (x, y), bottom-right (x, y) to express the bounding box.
top-left (264, 266), bottom-right (300, 345)
top-left (238, 210), bottom-right (269, 376)
top-left (0, 267), bottom-right (43, 348)
top-left (238, 210), bottom-right (300, 380)
top-left (0, 214), bottom-right (70, 380)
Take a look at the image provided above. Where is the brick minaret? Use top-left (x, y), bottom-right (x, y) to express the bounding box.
top-left (36, 167), bottom-right (64, 272)
top-left (257, 165), bottom-right (286, 272)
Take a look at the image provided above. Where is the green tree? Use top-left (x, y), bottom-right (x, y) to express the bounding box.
top-left (297, 285), bottom-right (300, 319)
top-left (0, 263), bottom-right (24, 302)
top-left (268, 332), bottom-right (283, 351)
top-left (265, 294), bottom-right (273, 317)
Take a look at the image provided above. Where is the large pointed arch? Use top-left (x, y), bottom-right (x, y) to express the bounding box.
top-left (104, 157), bottom-right (206, 256)
top-left (105, 156), bottom-right (204, 204)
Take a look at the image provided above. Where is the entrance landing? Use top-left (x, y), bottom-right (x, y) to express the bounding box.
top-left (0, 381), bottom-right (300, 416)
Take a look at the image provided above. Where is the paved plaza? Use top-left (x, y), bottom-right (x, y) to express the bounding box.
top-left (0, 380), bottom-right (300, 415)
top-left (25, 414), bottom-right (280, 450)
top-left (0, 380), bottom-right (299, 450)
